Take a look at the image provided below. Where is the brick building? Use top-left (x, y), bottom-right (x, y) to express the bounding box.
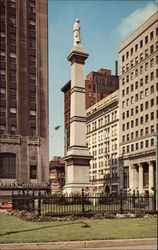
top-left (49, 157), bottom-right (65, 192)
top-left (0, 0), bottom-right (49, 184)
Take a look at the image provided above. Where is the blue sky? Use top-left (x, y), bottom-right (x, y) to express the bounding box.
top-left (48, 0), bottom-right (157, 159)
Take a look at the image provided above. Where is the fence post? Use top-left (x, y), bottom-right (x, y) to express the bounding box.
top-left (132, 190), bottom-right (135, 209)
top-left (82, 188), bottom-right (85, 213)
top-left (32, 190), bottom-right (35, 212)
top-left (120, 189), bottom-right (123, 212)
top-left (27, 190), bottom-right (29, 212)
top-left (38, 190), bottom-right (41, 216)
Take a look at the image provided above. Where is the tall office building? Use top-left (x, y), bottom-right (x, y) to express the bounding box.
top-left (119, 11), bottom-right (158, 194)
top-left (0, 0), bottom-right (49, 184)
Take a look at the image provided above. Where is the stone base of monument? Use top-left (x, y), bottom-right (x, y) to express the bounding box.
top-left (63, 152), bottom-right (93, 194)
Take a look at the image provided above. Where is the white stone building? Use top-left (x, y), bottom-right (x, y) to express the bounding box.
top-left (86, 90), bottom-right (120, 194)
top-left (119, 11), bottom-right (158, 195)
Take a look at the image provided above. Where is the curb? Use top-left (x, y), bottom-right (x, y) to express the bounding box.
top-left (0, 238), bottom-right (157, 250)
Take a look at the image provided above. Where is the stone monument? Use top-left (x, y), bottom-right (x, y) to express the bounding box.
top-left (63, 19), bottom-right (93, 194)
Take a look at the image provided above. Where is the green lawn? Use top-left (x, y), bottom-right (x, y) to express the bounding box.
top-left (0, 213), bottom-right (157, 244)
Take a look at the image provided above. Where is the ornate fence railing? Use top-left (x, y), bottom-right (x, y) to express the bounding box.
top-left (10, 189), bottom-right (156, 216)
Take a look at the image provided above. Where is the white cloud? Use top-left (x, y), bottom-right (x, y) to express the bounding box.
top-left (117, 2), bottom-right (157, 38)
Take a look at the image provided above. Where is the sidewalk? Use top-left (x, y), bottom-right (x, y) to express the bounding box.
top-left (0, 238), bottom-right (157, 250)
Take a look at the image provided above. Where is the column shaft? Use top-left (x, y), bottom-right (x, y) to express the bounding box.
top-left (139, 163), bottom-right (143, 194)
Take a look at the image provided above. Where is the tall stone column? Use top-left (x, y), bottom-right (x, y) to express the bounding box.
top-left (63, 19), bottom-right (92, 194)
top-left (138, 163), bottom-right (143, 194)
top-left (130, 164), bottom-right (136, 192)
top-left (149, 161), bottom-right (154, 194)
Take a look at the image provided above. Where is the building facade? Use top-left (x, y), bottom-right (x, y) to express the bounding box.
top-left (49, 157), bottom-right (65, 193)
top-left (119, 11), bottom-right (158, 194)
top-left (0, 0), bottom-right (49, 184)
top-left (86, 90), bottom-right (119, 194)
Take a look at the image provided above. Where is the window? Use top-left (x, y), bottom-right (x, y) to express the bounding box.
top-left (140, 78), bottom-right (143, 87)
top-left (135, 118), bottom-right (138, 126)
top-left (30, 110), bottom-right (36, 120)
top-left (131, 120), bottom-right (134, 128)
top-left (150, 58), bottom-right (154, 67)
top-left (131, 108), bottom-right (134, 116)
top-left (150, 72), bottom-right (154, 81)
top-left (30, 165), bottom-right (37, 179)
top-left (130, 60), bottom-right (134, 68)
top-left (140, 65), bottom-right (143, 74)
top-left (131, 72), bottom-right (134, 80)
top-left (145, 62), bottom-right (148, 71)
top-left (151, 125), bottom-right (154, 134)
top-left (136, 143), bottom-right (139, 150)
top-left (29, 38), bottom-right (36, 48)
top-left (145, 140), bottom-right (149, 148)
top-left (151, 98), bottom-right (154, 107)
top-left (140, 91), bottom-right (143, 99)
top-left (0, 106), bottom-right (5, 117)
top-left (145, 127), bottom-right (149, 135)
top-left (126, 63), bottom-right (129, 71)
top-left (127, 122), bottom-right (129, 130)
top-left (131, 84), bottom-right (134, 92)
top-left (150, 31), bottom-right (153, 40)
top-left (135, 69), bottom-right (138, 77)
top-left (123, 167), bottom-right (129, 188)
top-left (122, 66), bottom-right (125, 74)
top-left (145, 35), bottom-right (148, 44)
top-left (0, 153), bottom-right (16, 179)
top-left (140, 103), bottom-right (143, 112)
top-left (140, 40), bottom-right (143, 48)
top-left (10, 125), bottom-right (16, 135)
top-left (88, 91), bottom-right (91, 97)
top-left (29, 56), bottom-right (36, 66)
top-left (122, 55), bottom-right (124, 62)
top-left (145, 101), bottom-right (148, 109)
top-left (0, 69), bottom-right (5, 80)
top-left (10, 107), bottom-right (16, 118)
top-left (140, 129), bottom-right (143, 136)
top-left (9, 14), bottom-right (16, 25)
top-left (135, 44), bottom-right (138, 52)
top-left (131, 47), bottom-right (133, 56)
top-left (9, 52), bottom-right (16, 63)
top-left (145, 75), bottom-right (148, 84)
top-left (9, 71), bottom-right (16, 81)
top-left (135, 56), bottom-right (138, 64)
top-left (140, 116), bottom-right (143, 124)
top-left (126, 87), bottom-right (129, 95)
top-left (122, 89), bottom-right (125, 97)
top-left (150, 85), bottom-right (154, 94)
top-left (126, 51), bottom-right (129, 59)
top-left (0, 88), bottom-right (6, 98)
top-left (10, 88), bottom-right (16, 100)
top-left (29, 74), bottom-right (36, 84)
top-left (135, 94), bottom-right (138, 102)
top-left (30, 127), bottom-right (36, 137)
top-left (122, 78), bottom-right (125, 85)
top-left (150, 45), bottom-right (154, 54)
top-left (140, 141), bottom-right (143, 149)
top-left (131, 132), bottom-right (134, 139)
top-left (151, 112), bottom-right (154, 120)
top-left (0, 124), bottom-right (5, 134)
top-left (145, 49), bottom-right (148, 57)
top-left (151, 138), bottom-right (154, 146)
top-left (131, 144), bottom-right (134, 152)
top-left (145, 114), bottom-right (149, 122)
top-left (136, 130), bottom-right (139, 137)
top-left (131, 96), bottom-right (134, 104)
top-left (140, 52), bottom-right (143, 61)
top-left (126, 75), bottom-right (129, 82)
top-left (135, 81), bottom-right (138, 89)
top-left (145, 88), bottom-right (148, 97)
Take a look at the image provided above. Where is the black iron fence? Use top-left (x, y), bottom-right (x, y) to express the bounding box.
top-left (11, 189), bottom-right (157, 216)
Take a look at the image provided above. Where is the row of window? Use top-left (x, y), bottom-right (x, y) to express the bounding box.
top-left (0, 107), bottom-right (36, 119)
top-left (0, 124), bottom-right (36, 137)
top-left (122, 125), bottom-right (155, 142)
top-left (122, 83), bottom-right (155, 98)
top-left (0, 88), bottom-right (36, 102)
top-left (121, 28), bottom-right (158, 63)
top-left (122, 138), bottom-right (155, 154)
top-left (122, 95), bottom-right (157, 109)
top-left (122, 111), bottom-right (156, 131)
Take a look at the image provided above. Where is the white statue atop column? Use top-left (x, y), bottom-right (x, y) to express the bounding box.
top-left (73, 18), bottom-right (82, 47)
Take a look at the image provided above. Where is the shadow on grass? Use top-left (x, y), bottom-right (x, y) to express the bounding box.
top-left (0, 221), bottom-right (90, 236)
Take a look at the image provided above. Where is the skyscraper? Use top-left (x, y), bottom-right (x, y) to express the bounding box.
top-left (0, 0), bottom-right (49, 184)
top-left (119, 11), bottom-right (158, 194)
